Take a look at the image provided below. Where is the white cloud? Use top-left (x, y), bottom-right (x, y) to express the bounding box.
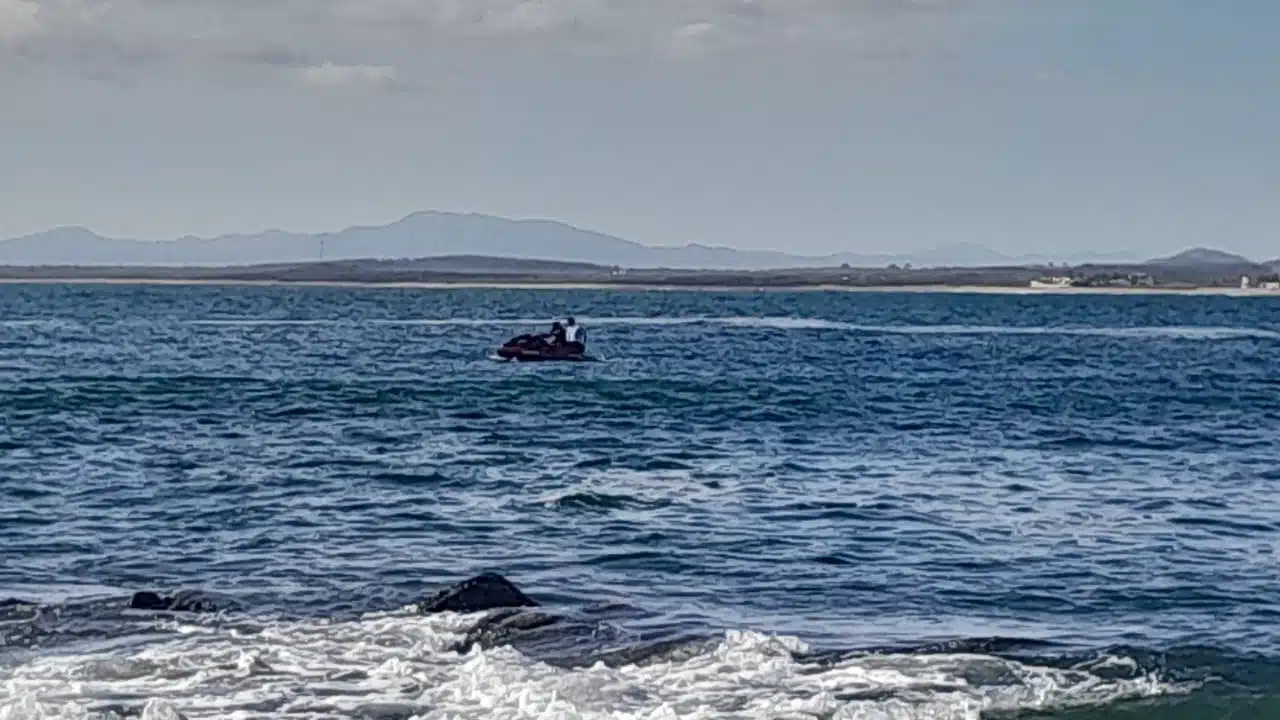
top-left (441, 0), bottom-right (596, 34)
top-left (665, 21), bottom-right (722, 60)
top-left (327, 0), bottom-right (598, 36)
top-left (0, 0), bottom-right (40, 41)
top-left (484, 0), bottom-right (581, 33)
top-left (298, 62), bottom-right (398, 88)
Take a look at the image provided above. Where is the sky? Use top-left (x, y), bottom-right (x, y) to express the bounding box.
top-left (1, 0), bottom-right (1277, 259)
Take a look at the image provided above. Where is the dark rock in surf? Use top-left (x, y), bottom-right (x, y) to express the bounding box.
top-left (590, 635), bottom-right (715, 669)
top-left (0, 598), bottom-right (38, 620)
top-left (128, 590), bottom-right (237, 614)
top-left (449, 607), bottom-right (651, 668)
top-left (415, 574), bottom-right (689, 668)
top-left (903, 636), bottom-right (1059, 656)
top-left (418, 574), bottom-right (589, 660)
top-left (92, 704), bottom-right (191, 720)
top-left (168, 590), bottom-right (236, 613)
top-left (452, 608), bottom-right (561, 653)
top-left (798, 636), bottom-right (1063, 667)
top-left (417, 573), bottom-right (539, 615)
top-left (129, 592), bottom-right (170, 611)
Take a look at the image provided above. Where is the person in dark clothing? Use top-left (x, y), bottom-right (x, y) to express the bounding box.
top-left (548, 321), bottom-right (567, 345)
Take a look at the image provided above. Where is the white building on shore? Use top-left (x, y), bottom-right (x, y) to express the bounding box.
top-left (1030, 276), bottom-right (1074, 289)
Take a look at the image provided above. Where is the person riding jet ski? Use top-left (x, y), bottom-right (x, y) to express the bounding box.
top-left (548, 321), bottom-right (567, 346)
top-left (494, 318), bottom-right (592, 361)
top-left (564, 317), bottom-right (584, 346)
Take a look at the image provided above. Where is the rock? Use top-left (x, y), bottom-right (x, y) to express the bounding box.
top-left (0, 598), bottom-right (37, 621)
top-left (903, 637), bottom-right (1058, 656)
top-left (453, 608), bottom-right (561, 653)
top-left (93, 700), bottom-right (191, 720)
top-left (167, 590), bottom-right (233, 613)
top-left (129, 592), bottom-right (171, 611)
top-left (593, 635), bottom-right (715, 668)
top-left (128, 590), bottom-right (238, 614)
top-left (800, 636), bottom-right (1062, 667)
top-left (418, 574), bottom-right (593, 661)
top-left (417, 573), bottom-right (539, 615)
top-left (416, 575), bottom-right (662, 667)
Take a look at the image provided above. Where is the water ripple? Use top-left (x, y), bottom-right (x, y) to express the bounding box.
top-left (2, 285), bottom-right (1279, 717)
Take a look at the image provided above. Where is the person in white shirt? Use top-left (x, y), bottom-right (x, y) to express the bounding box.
top-left (564, 317), bottom-right (584, 347)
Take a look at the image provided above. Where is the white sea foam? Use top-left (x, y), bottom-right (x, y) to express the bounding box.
top-left (854, 324), bottom-right (1280, 340)
top-left (0, 611), bottom-right (1180, 720)
top-left (185, 319), bottom-right (342, 327)
top-left (180, 316), bottom-right (1280, 340)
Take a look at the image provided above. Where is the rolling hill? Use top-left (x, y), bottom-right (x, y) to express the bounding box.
top-left (0, 211), bottom-right (1151, 270)
top-left (1147, 248), bottom-right (1256, 267)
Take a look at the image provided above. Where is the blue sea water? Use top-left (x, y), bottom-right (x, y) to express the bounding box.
top-left (1, 283), bottom-right (1279, 719)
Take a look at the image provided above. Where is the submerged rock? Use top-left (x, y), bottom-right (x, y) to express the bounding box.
top-left (448, 606), bottom-right (656, 667)
top-left (417, 573), bottom-right (539, 615)
top-left (799, 636), bottom-right (1064, 667)
top-left (0, 598), bottom-right (38, 622)
top-left (93, 700), bottom-right (190, 720)
top-left (903, 637), bottom-right (1059, 656)
top-left (418, 574), bottom-right (624, 663)
top-left (128, 590), bottom-right (237, 614)
top-left (412, 575), bottom-right (719, 668)
top-left (453, 608), bottom-right (561, 653)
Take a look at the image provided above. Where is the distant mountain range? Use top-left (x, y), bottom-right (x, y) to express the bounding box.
top-left (0, 211), bottom-right (1262, 270)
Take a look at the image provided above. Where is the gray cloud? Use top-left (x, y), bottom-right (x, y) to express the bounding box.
top-left (0, 0), bottom-right (40, 41)
top-left (2, 0), bottom-right (959, 83)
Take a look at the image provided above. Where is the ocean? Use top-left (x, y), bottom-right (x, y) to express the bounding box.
top-left (1, 283), bottom-right (1278, 719)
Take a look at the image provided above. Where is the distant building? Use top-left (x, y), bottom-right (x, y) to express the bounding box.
top-left (1043, 272), bottom-right (1155, 289)
top-left (1030, 276), bottom-right (1074, 289)
top-left (1242, 275), bottom-right (1251, 289)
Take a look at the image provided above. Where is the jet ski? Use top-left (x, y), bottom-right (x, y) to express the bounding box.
top-left (495, 333), bottom-right (593, 362)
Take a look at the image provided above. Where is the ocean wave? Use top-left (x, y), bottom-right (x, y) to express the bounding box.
top-left (0, 609), bottom-right (1185, 720)
top-left (543, 491), bottom-right (672, 512)
top-left (858, 324), bottom-right (1280, 341)
top-left (5, 287), bottom-right (1280, 720)
top-left (4, 314), bottom-right (1270, 341)
top-left (171, 316), bottom-right (1280, 340)
top-left (185, 319), bottom-right (345, 326)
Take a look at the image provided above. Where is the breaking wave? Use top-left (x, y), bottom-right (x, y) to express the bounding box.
top-left (0, 607), bottom-right (1190, 720)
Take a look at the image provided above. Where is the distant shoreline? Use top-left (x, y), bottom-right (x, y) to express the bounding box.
top-left (2, 277), bottom-right (1278, 296)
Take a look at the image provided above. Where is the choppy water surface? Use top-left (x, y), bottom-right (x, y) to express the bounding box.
top-left (2, 284), bottom-right (1279, 719)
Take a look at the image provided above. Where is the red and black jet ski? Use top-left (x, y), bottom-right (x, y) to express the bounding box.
top-left (495, 333), bottom-right (592, 362)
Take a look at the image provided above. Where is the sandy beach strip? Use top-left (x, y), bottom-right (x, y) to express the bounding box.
top-left (2, 277), bottom-right (1279, 296)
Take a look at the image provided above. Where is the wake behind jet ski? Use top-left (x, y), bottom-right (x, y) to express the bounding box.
top-left (495, 319), bottom-right (593, 362)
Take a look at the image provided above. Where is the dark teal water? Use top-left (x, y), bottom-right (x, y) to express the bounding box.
top-left (2, 284), bottom-right (1279, 719)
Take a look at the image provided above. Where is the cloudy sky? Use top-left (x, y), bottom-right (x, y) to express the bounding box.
top-left (1, 0), bottom-right (1277, 258)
